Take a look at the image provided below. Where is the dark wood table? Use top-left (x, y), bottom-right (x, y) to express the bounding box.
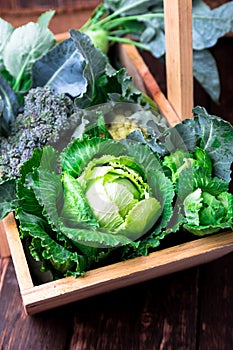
top-left (1, 251), bottom-right (233, 349)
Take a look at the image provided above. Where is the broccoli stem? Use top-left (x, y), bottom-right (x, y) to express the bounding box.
top-left (106, 35), bottom-right (149, 51)
top-left (87, 13), bottom-right (164, 32)
top-left (100, 13), bottom-right (164, 31)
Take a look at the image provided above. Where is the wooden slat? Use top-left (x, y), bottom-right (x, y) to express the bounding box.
top-left (164, 0), bottom-right (193, 119)
top-left (0, 257), bottom-right (10, 293)
top-left (3, 206), bottom-right (233, 315)
top-left (0, 221), bottom-right (10, 258)
top-left (54, 31), bottom-right (70, 42)
top-left (20, 231), bottom-right (233, 314)
top-left (2, 213), bottom-right (34, 292)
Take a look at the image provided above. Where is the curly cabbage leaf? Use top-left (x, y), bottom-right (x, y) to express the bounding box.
top-left (59, 137), bottom-right (166, 243)
top-left (159, 106), bottom-right (233, 183)
top-left (3, 133), bottom-right (175, 278)
top-left (0, 179), bottom-right (17, 219)
top-left (17, 209), bottom-right (84, 278)
top-left (162, 143), bottom-right (233, 236)
top-left (183, 188), bottom-right (233, 236)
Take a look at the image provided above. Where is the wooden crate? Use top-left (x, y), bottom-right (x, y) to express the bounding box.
top-left (1, 0), bottom-right (233, 315)
top-left (2, 213), bottom-right (233, 315)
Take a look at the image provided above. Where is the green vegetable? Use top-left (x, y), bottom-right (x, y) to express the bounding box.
top-left (0, 87), bottom-right (74, 180)
top-left (0, 11), bottom-right (56, 134)
top-left (183, 189), bottom-right (233, 236)
top-left (160, 106), bottom-right (233, 183)
top-left (0, 17), bottom-right (14, 71)
top-left (32, 30), bottom-right (153, 109)
top-left (62, 144), bottom-right (162, 241)
top-left (0, 131), bottom-right (174, 278)
top-left (83, 28), bottom-right (109, 54)
top-left (80, 0), bottom-right (233, 102)
top-left (0, 74), bottom-right (18, 136)
top-left (0, 102), bottom-right (232, 279)
top-left (130, 105), bottom-right (233, 236)
top-left (78, 101), bottom-right (166, 141)
top-left (1, 29), bottom-right (156, 180)
top-left (162, 145), bottom-right (233, 236)
top-left (0, 11), bottom-right (55, 100)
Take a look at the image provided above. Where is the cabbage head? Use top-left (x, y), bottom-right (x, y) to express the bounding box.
top-left (183, 188), bottom-right (233, 236)
top-left (163, 147), bottom-right (233, 236)
top-left (58, 136), bottom-right (172, 245)
top-left (10, 135), bottom-right (174, 277)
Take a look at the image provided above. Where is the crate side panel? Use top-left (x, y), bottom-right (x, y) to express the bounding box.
top-left (2, 213), bottom-right (34, 291)
top-left (0, 221), bottom-right (11, 258)
top-left (21, 230), bottom-right (233, 314)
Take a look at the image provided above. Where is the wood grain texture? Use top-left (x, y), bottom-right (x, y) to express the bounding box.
top-left (69, 268), bottom-right (199, 350)
top-left (0, 221), bottom-right (10, 258)
top-left (0, 257), bottom-right (72, 350)
top-left (0, 7), bottom-right (96, 35)
top-left (164, 0), bottom-right (193, 119)
top-left (2, 213), bottom-right (34, 292)
top-left (3, 212), bottom-right (233, 315)
top-left (0, 0), bottom-right (100, 11)
top-left (0, 257), bottom-right (10, 293)
top-left (3, 252), bottom-right (233, 349)
top-left (198, 253), bottom-right (233, 350)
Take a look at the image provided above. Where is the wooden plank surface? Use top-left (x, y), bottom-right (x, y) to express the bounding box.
top-left (164, 0), bottom-right (193, 119)
top-left (0, 257), bottom-right (72, 350)
top-left (2, 214), bottom-right (34, 292)
top-left (0, 221), bottom-right (10, 258)
top-left (198, 253), bottom-right (233, 349)
top-left (3, 212), bottom-right (233, 315)
top-left (2, 253), bottom-right (233, 349)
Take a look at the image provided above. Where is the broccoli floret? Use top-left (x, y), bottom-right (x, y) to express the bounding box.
top-left (0, 87), bottom-right (75, 180)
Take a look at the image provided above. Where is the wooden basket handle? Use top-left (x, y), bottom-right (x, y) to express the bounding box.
top-left (164, 0), bottom-right (193, 119)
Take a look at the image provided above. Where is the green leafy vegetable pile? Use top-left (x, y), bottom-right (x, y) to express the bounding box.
top-left (0, 87), bottom-right (75, 179)
top-left (0, 105), bottom-right (232, 280)
top-left (0, 11), bottom-right (56, 135)
top-left (0, 8), bottom-right (232, 282)
top-left (1, 11), bottom-right (154, 137)
top-left (80, 0), bottom-right (233, 103)
top-left (163, 148), bottom-right (233, 236)
top-left (0, 112), bottom-right (175, 279)
top-left (0, 29), bottom-right (155, 177)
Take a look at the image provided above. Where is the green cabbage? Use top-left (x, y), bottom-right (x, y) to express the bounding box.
top-left (183, 189), bottom-right (233, 236)
top-left (1, 104), bottom-right (232, 279)
top-left (163, 147), bottom-right (233, 236)
top-left (57, 136), bottom-right (168, 245)
top-left (3, 134), bottom-right (174, 278)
